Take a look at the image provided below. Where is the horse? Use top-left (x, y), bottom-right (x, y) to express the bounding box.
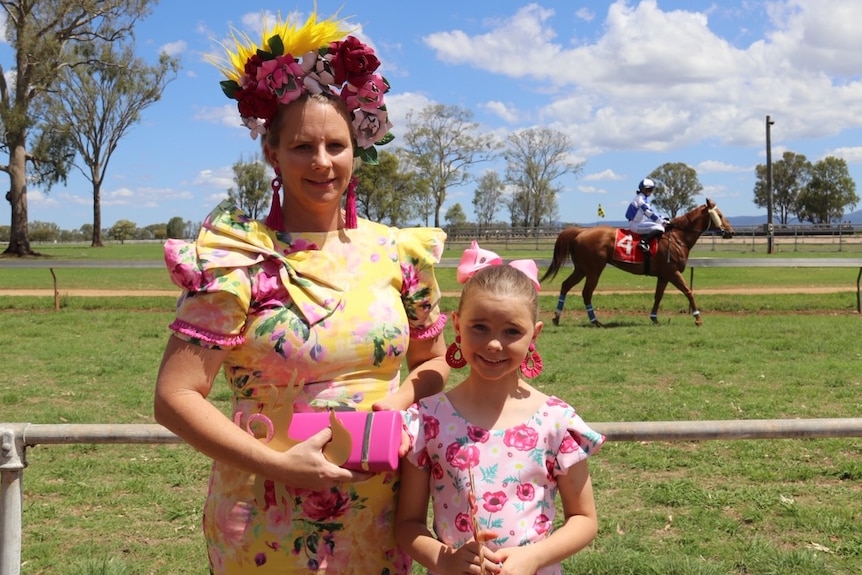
top-left (541, 199), bottom-right (734, 327)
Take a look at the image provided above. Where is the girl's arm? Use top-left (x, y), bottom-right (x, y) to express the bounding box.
top-left (374, 332), bottom-right (449, 411)
top-left (153, 335), bottom-right (357, 490)
top-left (395, 460), bottom-right (501, 575)
top-left (494, 459), bottom-right (598, 574)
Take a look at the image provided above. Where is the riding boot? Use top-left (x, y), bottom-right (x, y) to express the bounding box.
top-left (639, 231), bottom-right (661, 252)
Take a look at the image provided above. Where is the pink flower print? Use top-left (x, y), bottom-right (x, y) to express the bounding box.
top-left (533, 513), bottom-right (552, 535)
top-left (422, 414), bottom-right (440, 441)
top-left (416, 450), bottom-right (430, 469)
top-left (503, 424), bottom-right (539, 451)
top-left (548, 397), bottom-right (567, 407)
top-left (467, 424), bottom-right (490, 443)
top-left (400, 263), bottom-right (419, 295)
top-left (481, 491), bottom-right (508, 513)
top-left (516, 482), bottom-right (535, 502)
top-left (545, 458), bottom-right (556, 481)
top-left (455, 512), bottom-right (473, 533)
top-left (431, 461), bottom-right (444, 480)
top-left (445, 442), bottom-right (480, 470)
top-left (254, 552), bottom-right (267, 566)
top-left (560, 431), bottom-right (578, 454)
top-left (301, 489), bottom-right (352, 522)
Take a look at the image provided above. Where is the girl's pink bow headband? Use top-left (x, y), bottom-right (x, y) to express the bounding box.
top-left (456, 240), bottom-right (541, 290)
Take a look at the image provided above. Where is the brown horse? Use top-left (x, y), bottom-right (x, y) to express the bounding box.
top-left (541, 199), bottom-right (734, 327)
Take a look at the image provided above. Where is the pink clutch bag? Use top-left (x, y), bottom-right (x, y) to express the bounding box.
top-left (287, 410), bottom-right (403, 472)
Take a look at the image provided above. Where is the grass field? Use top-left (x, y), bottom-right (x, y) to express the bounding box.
top-left (1, 244), bottom-right (861, 574)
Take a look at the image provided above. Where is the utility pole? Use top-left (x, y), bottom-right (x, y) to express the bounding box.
top-left (766, 115), bottom-right (775, 254)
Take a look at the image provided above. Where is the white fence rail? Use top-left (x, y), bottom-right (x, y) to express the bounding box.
top-left (3, 420), bottom-right (862, 575)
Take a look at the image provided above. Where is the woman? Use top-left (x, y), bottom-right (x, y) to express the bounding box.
top-left (154, 11), bottom-right (448, 574)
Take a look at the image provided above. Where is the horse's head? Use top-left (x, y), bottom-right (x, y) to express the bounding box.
top-left (705, 198), bottom-right (734, 238)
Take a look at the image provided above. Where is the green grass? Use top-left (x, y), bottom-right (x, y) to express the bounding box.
top-left (1, 249), bottom-right (861, 574)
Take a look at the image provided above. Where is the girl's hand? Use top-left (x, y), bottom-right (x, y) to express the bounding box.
top-left (491, 545), bottom-right (542, 575)
top-left (442, 530), bottom-right (502, 575)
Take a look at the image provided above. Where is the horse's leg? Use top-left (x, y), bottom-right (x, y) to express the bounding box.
top-left (553, 269), bottom-right (584, 326)
top-left (650, 278), bottom-right (669, 324)
top-left (666, 271), bottom-right (703, 326)
top-left (581, 273), bottom-right (604, 327)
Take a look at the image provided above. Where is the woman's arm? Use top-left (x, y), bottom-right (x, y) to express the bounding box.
top-left (153, 335), bottom-right (357, 489)
top-left (493, 460), bottom-right (598, 573)
top-left (376, 332), bottom-right (449, 411)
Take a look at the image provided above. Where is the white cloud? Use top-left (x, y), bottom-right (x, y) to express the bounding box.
top-left (584, 169), bottom-right (625, 181)
top-left (160, 40), bottom-right (186, 56)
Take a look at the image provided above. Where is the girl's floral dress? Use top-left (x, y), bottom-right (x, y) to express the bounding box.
top-left (403, 393), bottom-right (605, 575)
top-left (163, 200), bottom-right (447, 575)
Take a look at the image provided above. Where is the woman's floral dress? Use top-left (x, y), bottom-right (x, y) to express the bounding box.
top-left (403, 393), bottom-right (605, 575)
top-left (163, 200), bottom-right (447, 574)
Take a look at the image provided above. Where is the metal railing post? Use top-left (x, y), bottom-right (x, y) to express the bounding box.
top-left (0, 424), bottom-right (27, 575)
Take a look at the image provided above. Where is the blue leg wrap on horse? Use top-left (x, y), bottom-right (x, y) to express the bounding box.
top-left (586, 304), bottom-right (596, 322)
top-left (556, 295), bottom-right (566, 313)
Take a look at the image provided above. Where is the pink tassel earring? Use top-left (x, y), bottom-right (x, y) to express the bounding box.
top-left (265, 170), bottom-right (284, 232)
top-left (344, 176), bottom-right (358, 229)
top-left (520, 343), bottom-right (543, 378)
top-left (445, 336), bottom-right (467, 369)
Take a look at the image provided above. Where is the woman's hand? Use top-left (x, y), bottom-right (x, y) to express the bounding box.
top-left (276, 427), bottom-right (371, 490)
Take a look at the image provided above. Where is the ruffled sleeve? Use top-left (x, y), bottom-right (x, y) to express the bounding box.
top-left (396, 227), bottom-right (447, 339)
top-left (549, 397), bottom-right (605, 475)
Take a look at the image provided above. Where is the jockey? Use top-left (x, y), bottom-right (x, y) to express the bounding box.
top-left (625, 178), bottom-right (671, 252)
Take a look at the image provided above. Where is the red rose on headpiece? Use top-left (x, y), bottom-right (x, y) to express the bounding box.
top-left (329, 36), bottom-right (380, 85)
top-left (236, 85), bottom-right (278, 121)
top-left (244, 54), bottom-right (264, 78)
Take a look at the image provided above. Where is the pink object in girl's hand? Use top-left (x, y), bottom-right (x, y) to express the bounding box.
top-left (288, 410), bottom-right (403, 472)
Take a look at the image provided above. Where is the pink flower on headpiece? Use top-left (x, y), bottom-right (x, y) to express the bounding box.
top-left (352, 74), bottom-right (388, 111)
top-left (329, 36), bottom-right (380, 85)
top-left (256, 55), bottom-right (304, 105)
top-left (242, 117), bottom-right (267, 140)
top-left (236, 86), bottom-right (278, 122)
top-left (300, 51), bottom-right (336, 94)
top-left (353, 107), bottom-right (392, 148)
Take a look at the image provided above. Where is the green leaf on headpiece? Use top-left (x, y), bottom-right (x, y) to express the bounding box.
top-left (376, 132), bottom-right (395, 146)
top-left (267, 34), bottom-right (285, 56)
top-left (382, 76), bottom-right (391, 92)
top-left (257, 48), bottom-right (276, 61)
top-left (220, 80), bottom-right (241, 99)
top-left (356, 146), bottom-right (379, 165)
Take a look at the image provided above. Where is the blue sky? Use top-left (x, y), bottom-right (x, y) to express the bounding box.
top-left (3, 0), bottom-right (862, 231)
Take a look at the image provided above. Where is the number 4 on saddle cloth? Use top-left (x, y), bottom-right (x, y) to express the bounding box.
top-left (613, 229), bottom-right (659, 264)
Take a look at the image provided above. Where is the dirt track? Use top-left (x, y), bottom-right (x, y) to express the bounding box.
top-left (0, 286), bottom-right (856, 297)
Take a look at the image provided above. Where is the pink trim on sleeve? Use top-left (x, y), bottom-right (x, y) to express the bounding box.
top-left (409, 313), bottom-right (447, 340)
top-left (169, 318), bottom-right (246, 348)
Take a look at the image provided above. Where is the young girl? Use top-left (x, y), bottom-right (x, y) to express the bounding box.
top-left (396, 242), bottom-right (605, 575)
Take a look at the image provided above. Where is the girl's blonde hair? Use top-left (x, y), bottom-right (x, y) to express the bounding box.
top-left (459, 265), bottom-right (539, 321)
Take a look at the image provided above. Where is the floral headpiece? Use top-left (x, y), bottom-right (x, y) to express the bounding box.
top-left (210, 10), bottom-right (393, 164)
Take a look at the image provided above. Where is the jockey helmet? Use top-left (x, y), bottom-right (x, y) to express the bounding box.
top-left (639, 178), bottom-right (656, 193)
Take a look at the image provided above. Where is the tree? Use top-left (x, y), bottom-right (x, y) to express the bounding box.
top-left (1, 0), bottom-right (157, 256)
top-left (402, 104), bottom-right (498, 227)
top-left (353, 150), bottom-right (424, 226)
top-left (227, 154), bottom-right (271, 219)
top-left (795, 156), bottom-right (858, 224)
top-left (648, 162), bottom-right (701, 217)
top-left (473, 171), bottom-right (504, 229)
top-left (166, 216), bottom-right (185, 239)
top-left (29, 221), bottom-right (59, 243)
top-left (109, 219), bottom-right (137, 243)
top-left (444, 203), bottom-right (467, 229)
top-left (503, 127), bottom-right (582, 227)
top-left (52, 40), bottom-right (178, 246)
top-left (753, 151), bottom-right (811, 225)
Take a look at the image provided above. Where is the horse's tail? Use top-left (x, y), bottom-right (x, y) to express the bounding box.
top-left (540, 227), bottom-right (582, 283)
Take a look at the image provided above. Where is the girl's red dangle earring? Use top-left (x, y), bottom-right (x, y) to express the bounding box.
top-left (520, 342), bottom-right (543, 378)
top-left (445, 335), bottom-right (467, 369)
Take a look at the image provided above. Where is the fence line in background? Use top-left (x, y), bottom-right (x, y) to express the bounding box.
top-left (3, 420), bottom-right (862, 575)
